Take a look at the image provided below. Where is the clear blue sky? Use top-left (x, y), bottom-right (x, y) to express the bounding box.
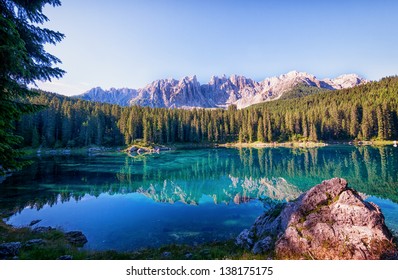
top-left (36, 0), bottom-right (398, 96)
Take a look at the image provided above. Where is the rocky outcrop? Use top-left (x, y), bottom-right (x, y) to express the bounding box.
top-left (24, 239), bottom-right (45, 248)
top-left (78, 71), bottom-right (367, 109)
top-left (125, 145), bottom-right (171, 155)
top-left (0, 239), bottom-right (46, 259)
top-left (65, 231), bottom-right (88, 247)
top-left (32, 226), bottom-right (55, 234)
top-left (0, 242), bottom-right (22, 259)
top-left (236, 178), bottom-right (397, 259)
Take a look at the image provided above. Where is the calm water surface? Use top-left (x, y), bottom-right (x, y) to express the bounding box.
top-left (1, 146), bottom-right (398, 251)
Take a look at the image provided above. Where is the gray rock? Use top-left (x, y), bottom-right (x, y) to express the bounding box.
top-left (235, 229), bottom-right (254, 250)
top-left (0, 242), bottom-right (22, 258)
top-left (24, 239), bottom-right (45, 247)
top-left (32, 226), bottom-right (55, 234)
top-left (275, 178), bottom-right (397, 259)
top-left (161, 251), bottom-right (172, 258)
top-left (29, 220), bottom-right (41, 226)
top-left (57, 255), bottom-right (73, 260)
top-left (237, 178), bottom-right (398, 260)
top-left (127, 146), bottom-right (138, 153)
top-left (65, 231), bottom-right (88, 246)
top-left (252, 237), bottom-right (273, 254)
top-left (184, 252), bottom-right (193, 259)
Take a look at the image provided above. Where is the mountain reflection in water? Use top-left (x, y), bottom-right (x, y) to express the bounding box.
top-left (1, 146), bottom-right (398, 212)
top-left (2, 146), bottom-right (398, 251)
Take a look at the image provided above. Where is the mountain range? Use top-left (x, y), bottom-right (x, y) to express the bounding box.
top-left (77, 71), bottom-right (367, 109)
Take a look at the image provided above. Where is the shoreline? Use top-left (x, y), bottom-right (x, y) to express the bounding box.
top-left (18, 139), bottom-right (397, 156)
top-left (220, 140), bottom-right (397, 148)
top-left (0, 216), bottom-right (262, 260)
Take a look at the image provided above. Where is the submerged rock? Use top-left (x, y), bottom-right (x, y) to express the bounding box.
top-left (237, 178), bottom-right (398, 260)
top-left (29, 219), bottom-right (41, 226)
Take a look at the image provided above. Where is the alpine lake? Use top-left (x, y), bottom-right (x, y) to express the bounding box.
top-left (1, 146), bottom-right (398, 252)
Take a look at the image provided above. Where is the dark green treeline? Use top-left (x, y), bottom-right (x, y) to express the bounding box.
top-left (16, 76), bottom-right (398, 148)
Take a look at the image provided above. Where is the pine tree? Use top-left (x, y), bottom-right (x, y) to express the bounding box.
top-left (376, 105), bottom-right (385, 140)
top-left (309, 123), bottom-right (318, 141)
top-left (302, 116), bottom-right (308, 138)
top-left (247, 114), bottom-right (254, 143)
top-left (257, 117), bottom-right (265, 142)
top-left (361, 107), bottom-right (371, 140)
top-left (349, 105), bottom-right (360, 138)
top-left (207, 121), bottom-right (213, 142)
top-left (238, 127), bottom-right (244, 143)
top-left (267, 114), bottom-right (273, 142)
top-left (0, 0), bottom-right (64, 174)
top-left (31, 126), bottom-right (40, 148)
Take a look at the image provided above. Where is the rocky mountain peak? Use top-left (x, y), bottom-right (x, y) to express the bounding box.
top-left (328, 73), bottom-right (366, 89)
top-left (78, 71), bottom-right (368, 109)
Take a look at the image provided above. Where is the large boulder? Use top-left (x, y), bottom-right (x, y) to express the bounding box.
top-left (237, 178), bottom-right (397, 259)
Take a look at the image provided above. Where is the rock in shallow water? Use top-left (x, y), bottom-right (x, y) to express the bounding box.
top-left (237, 178), bottom-right (398, 260)
top-left (29, 220), bottom-right (41, 226)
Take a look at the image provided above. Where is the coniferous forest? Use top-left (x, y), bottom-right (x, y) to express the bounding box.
top-left (15, 76), bottom-right (398, 148)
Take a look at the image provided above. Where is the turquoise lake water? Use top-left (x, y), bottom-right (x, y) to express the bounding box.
top-left (1, 146), bottom-right (398, 251)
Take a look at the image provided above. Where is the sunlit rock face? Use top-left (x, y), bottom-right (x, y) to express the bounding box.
top-left (237, 178), bottom-right (398, 260)
top-left (78, 71), bottom-right (367, 109)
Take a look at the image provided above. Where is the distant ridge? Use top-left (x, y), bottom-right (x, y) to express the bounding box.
top-left (77, 71), bottom-right (367, 109)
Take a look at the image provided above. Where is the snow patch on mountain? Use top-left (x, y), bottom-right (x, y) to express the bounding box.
top-left (78, 71), bottom-right (368, 109)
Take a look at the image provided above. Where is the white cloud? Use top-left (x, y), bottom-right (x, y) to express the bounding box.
top-left (33, 81), bottom-right (91, 96)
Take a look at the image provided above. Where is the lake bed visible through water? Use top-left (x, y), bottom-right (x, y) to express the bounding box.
top-left (1, 146), bottom-right (397, 251)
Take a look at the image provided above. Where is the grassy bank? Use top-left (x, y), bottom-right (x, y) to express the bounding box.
top-left (0, 218), bottom-right (268, 260)
top-left (220, 141), bottom-right (327, 148)
top-left (19, 139), bottom-right (397, 157)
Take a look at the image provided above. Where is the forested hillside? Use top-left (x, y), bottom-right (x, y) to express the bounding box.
top-left (16, 76), bottom-right (398, 148)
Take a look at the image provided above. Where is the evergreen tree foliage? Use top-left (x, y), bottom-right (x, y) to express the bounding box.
top-left (13, 76), bottom-right (398, 150)
top-left (0, 0), bottom-right (64, 174)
